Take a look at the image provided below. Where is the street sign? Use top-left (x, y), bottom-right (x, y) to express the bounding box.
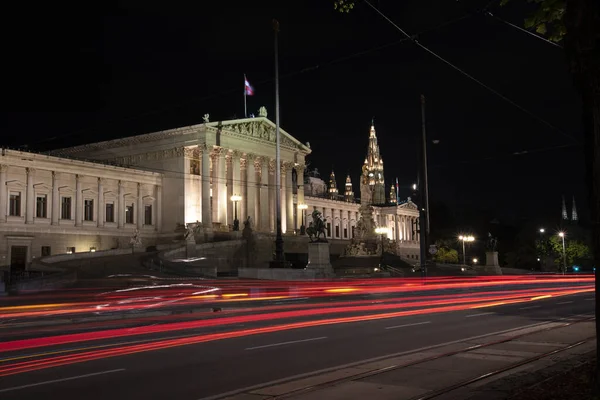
top-left (429, 245), bottom-right (438, 255)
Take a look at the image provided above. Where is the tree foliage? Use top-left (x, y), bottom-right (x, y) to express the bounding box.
top-left (333, 0), bottom-right (355, 13)
top-left (433, 246), bottom-right (459, 264)
top-left (546, 235), bottom-right (591, 266)
top-left (500, 0), bottom-right (567, 41)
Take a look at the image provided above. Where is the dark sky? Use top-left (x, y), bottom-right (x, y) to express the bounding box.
top-left (1, 0), bottom-right (585, 226)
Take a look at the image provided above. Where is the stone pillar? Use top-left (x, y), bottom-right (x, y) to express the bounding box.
top-left (156, 184), bottom-right (162, 232)
top-left (217, 148), bottom-right (227, 226)
top-left (117, 180), bottom-right (124, 229)
top-left (75, 174), bottom-right (82, 227)
top-left (201, 146), bottom-right (212, 226)
top-left (226, 153), bottom-right (233, 227)
top-left (268, 159), bottom-right (276, 232)
top-left (280, 163), bottom-right (287, 233)
top-left (51, 172), bottom-right (59, 225)
top-left (137, 183), bottom-right (143, 229)
top-left (394, 214), bottom-right (399, 241)
top-left (286, 164), bottom-right (295, 233)
top-left (231, 151), bottom-right (241, 224)
top-left (97, 178), bottom-right (104, 227)
top-left (240, 156), bottom-right (248, 223)
top-left (25, 168), bottom-right (34, 224)
top-left (246, 154), bottom-right (257, 227)
top-left (259, 158), bottom-right (269, 231)
top-left (0, 165), bottom-right (6, 223)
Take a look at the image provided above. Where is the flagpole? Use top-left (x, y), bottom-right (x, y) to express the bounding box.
top-left (244, 74), bottom-right (247, 118)
top-left (272, 19), bottom-right (285, 267)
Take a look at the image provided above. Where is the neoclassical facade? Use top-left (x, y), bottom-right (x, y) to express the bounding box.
top-left (1, 112), bottom-right (422, 274)
top-left (0, 148), bottom-right (162, 273)
top-left (49, 114), bottom-right (311, 235)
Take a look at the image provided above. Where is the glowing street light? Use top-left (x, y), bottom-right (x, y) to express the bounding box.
top-left (375, 227), bottom-right (389, 269)
top-left (473, 258), bottom-right (478, 265)
top-left (458, 235), bottom-right (475, 265)
top-left (558, 231), bottom-right (566, 274)
top-left (539, 228), bottom-right (545, 233)
top-left (231, 195), bottom-right (242, 231)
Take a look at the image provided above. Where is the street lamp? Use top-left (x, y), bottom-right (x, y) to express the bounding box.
top-left (375, 227), bottom-right (388, 269)
top-left (298, 204), bottom-right (308, 235)
top-left (538, 228), bottom-right (545, 270)
top-left (458, 235), bottom-right (475, 265)
top-left (231, 195), bottom-right (242, 231)
top-left (473, 258), bottom-right (478, 265)
top-left (558, 231), bottom-right (566, 274)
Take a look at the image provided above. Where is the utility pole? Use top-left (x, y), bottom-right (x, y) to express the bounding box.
top-left (418, 95), bottom-right (430, 278)
top-left (272, 19), bottom-right (286, 268)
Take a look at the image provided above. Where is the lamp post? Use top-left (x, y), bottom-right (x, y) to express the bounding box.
top-left (375, 227), bottom-right (388, 269)
top-left (558, 231), bottom-right (566, 274)
top-left (473, 258), bottom-right (478, 266)
top-left (538, 228), bottom-right (545, 270)
top-left (458, 235), bottom-right (475, 265)
top-left (298, 204), bottom-right (308, 235)
top-left (231, 195), bottom-right (241, 231)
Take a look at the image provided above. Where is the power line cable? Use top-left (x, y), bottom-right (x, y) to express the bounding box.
top-left (363, 0), bottom-right (578, 145)
top-left (485, 11), bottom-right (563, 49)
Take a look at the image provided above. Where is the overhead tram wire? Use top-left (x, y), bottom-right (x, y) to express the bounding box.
top-left (24, 12), bottom-right (476, 150)
top-left (363, 0), bottom-right (578, 145)
top-left (485, 12), bottom-right (564, 49)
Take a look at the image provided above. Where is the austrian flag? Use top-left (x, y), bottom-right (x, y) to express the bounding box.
top-left (244, 76), bottom-right (254, 96)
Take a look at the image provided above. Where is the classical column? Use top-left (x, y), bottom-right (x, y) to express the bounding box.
top-left (117, 180), bottom-right (124, 228)
top-left (201, 146), bottom-right (212, 226)
top-left (394, 214), bottom-right (400, 241)
top-left (287, 164), bottom-right (295, 233)
top-left (97, 178), bottom-right (104, 227)
top-left (268, 159), bottom-right (276, 232)
top-left (280, 163), bottom-right (287, 233)
top-left (0, 165), bottom-right (6, 223)
top-left (216, 148), bottom-right (227, 225)
top-left (75, 174), bottom-right (82, 227)
top-left (226, 153), bottom-right (233, 226)
top-left (246, 154), bottom-right (257, 227)
top-left (259, 158), bottom-right (269, 231)
top-left (231, 151), bottom-right (241, 222)
top-left (240, 157), bottom-right (248, 223)
top-left (25, 168), bottom-right (34, 224)
top-left (156, 184), bottom-right (162, 232)
top-left (296, 164), bottom-right (305, 206)
top-left (51, 172), bottom-right (59, 225)
top-left (137, 183), bottom-right (143, 229)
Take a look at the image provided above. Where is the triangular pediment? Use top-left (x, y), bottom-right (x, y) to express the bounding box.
top-left (398, 200), bottom-right (419, 210)
top-left (207, 117), bottom-right (311, 154)
top-left (6, 180), bottom-right (26, 189)
top-left (33, 183), bottom-right (51, 191)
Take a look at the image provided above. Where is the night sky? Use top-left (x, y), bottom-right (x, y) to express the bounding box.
top-left (2, 0), bottom-right (585, 228)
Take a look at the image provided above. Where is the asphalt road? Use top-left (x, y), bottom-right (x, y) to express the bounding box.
top-left (0, 291), bottom-right (594, 400)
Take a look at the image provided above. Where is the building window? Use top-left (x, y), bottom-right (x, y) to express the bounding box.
top-left (326, 222), bottom-right (331, 237)
top-left (84, 199), bottom-right (94, 221)
top-left (144, 205), bottom-right (152, 225)
top-left (36, 195), bottom-right (48, 218)
top-left (344, 228), bottom-right (348, 238)
top-left (352, 226), bottom-right (355, 238)
top-left (125, 204), bottom-right (134, 224)
top-left (9, 192), bottom-right (21, 216)
top-left (335, 225), bottom-right (340, 238)
top-left (41, 246), bottom-right (51, 257)
top-left (61, 197), bottom-right (72, 219)
top-left (66, 247), bottom-right (75, 254)
top-left (105, 203), bottom-right (114, 223)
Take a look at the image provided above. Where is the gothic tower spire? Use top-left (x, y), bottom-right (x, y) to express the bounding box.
top-left (562, 195), bottom-right (569, 221)
top-left (361, 120), bottom-right (385, 205)
top-left (572, 195), bottom-right (578, 222)
top-left (344, 174), bottom-right (354, 202)
top-left (389, 184), bottom-right (397, 204)
top-left (328, 170), bottom-right (338, 200)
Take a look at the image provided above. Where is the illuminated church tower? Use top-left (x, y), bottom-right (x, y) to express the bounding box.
top-left (328, 170), bottom-right (339, 200)
top-left (361, 120), bottom-right (386, 206)
top-left (389, 185), bottom-right (397, 204)
top-left (344, 174), bottom-right (354, 202)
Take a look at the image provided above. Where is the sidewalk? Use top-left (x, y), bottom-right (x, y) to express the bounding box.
top-left (220, 317), bottom-right (596, 400)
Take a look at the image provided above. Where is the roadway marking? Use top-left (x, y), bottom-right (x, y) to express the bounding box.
top-left (0, 369), bottom-right (125, 393)
top-left (557, 301), bottom-right (574, 305)
top-left (519, 306), bottom-right (540, 310)
top-left (245, 337), bottom-right (327, 350)
top-left (585, 298), bottom-right (595, 301)
top-left (385, 321), bottom-right (432, 330)
top-left (465, 312), bottom-right (495, 318)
